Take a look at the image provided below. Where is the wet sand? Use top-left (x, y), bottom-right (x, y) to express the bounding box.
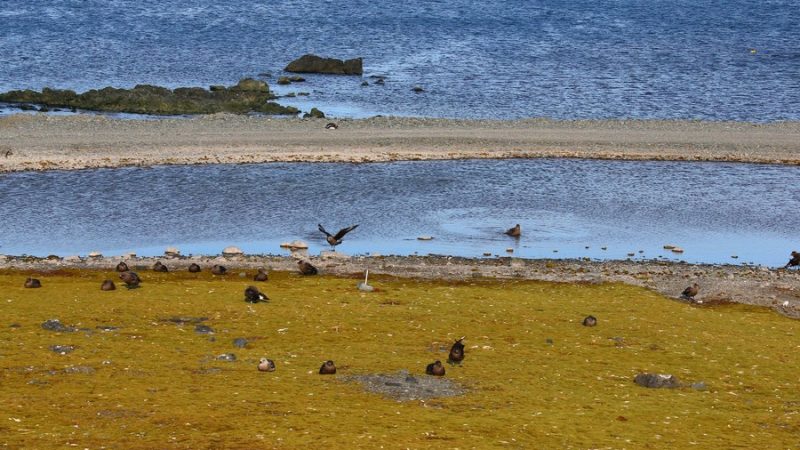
top-left (1, 114), bottom-right (800, 172)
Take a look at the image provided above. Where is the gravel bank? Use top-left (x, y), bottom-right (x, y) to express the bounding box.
top-left (2, 114), bottom-right (799, 172)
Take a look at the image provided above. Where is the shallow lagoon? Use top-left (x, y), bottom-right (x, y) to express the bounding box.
top-left (1, 159), bottom-right (798, 266)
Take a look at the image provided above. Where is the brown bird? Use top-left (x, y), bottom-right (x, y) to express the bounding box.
top-left (244, 286), bottom-right (268, 303)
top-left (785, 251), bottom-right (800, 268)
top-left (210, 264), bottom-right (227, 275)
top-left (119, 271), bottom-right (141, 289)
top-left (582, 315), bottom-right (597, 327)
top-left (505, 224), bottom-right (521, 237)
top-left (681, 283), bottom-right (700, 301)
top-left (319, 360), bottom-right (337, 374)
top-left (100, 280), bottom-right (116, 291)
top-left (318, 224), bottom-right (359, 251)
top-left (258, 358), bottom-right (276, 372)
top-left (425, 360), bottom-right (445, 376)
top-left (24, 277), bottom-right (42, 288)
top-left (253, 268), bottom-right (268, 282)
top-left (152, 261), bottom-right (168, 272)
top-left (448, 337), bottom-right (465, 364)
top-left (188, 263), bottom-right (201, 273)
top-left (115, 261), bottom-right (129, 272)
top-left (298, 260), bottom-right (318, 276)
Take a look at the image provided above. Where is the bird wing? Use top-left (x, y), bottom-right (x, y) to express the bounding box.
top-left (334, 224), bottom-right (359, 240)
top-left (318, 224), bottom-right (333, 237)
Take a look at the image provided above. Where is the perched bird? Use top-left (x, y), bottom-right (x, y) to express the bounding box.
top-left (210, 264), bottom-right (227, 275)
top-left (244, 286), bottom-right (268, 303)
top-left (785, 251), bottom-right (800, 269)
top-left (258, 358), bottom-right (276, 372)
top-left (319, 360), bottom-right (337, 374)
top-left (298, 260), bottom-right (318, 276)
top-left (426, 360), bottom-right (445, 376)
top-left (448, 337), bottom-right (465, 364)
top-left (318, 224), bottom-right (359, 251)
top-left (188, 263), bottom-right (201, 273)
top-left (505, 224), bottom-right (521, 237)
top-left (681, 283), bottom-right (700, 301)
top-left (24, 277), bottom-right (42, 288)
top-left (582, 315), bottom-right (597, 327)
top-left (115, 262), bottom-right (129, 272)
top-left (325, 122), bottom-right (338, 130)
top-left (152, 261), bottom-right (168, 272)
top-left (253, 268), bottom-right (268, 282)
top-left (119, 271), bottom-right (141, 289)
top-left (100, 280), bottom-right (116, 291)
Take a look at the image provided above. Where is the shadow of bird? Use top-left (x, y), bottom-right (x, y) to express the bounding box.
top-left (448, 337), bottom-right (465, 364)
top-left (100, 280), bottom-right (116, 291)
top-left (244, 286), bottom-right (268, 303)
top-left (681, 283), bottom-right (700, 301)
top-left (115, 262), bottom-right (129, 272)
top-left (188, 263), bottom-right (201, 273)
top-left (425, 360), bottom-right (445, 376)
top-left (24, 277), bottom-right (42, 288)
top-left (119, 271), bottom-right (141, 289)
top-left (319, 360), bottom-right (337, 374)
top-left (152, 261), bottom-right (168, 272)
top-left (582, 315), bottom-right (597, 327)
top-left (318, 224), bottom-right (359, 251)
top-left (253, 268), bottom-right (268, 282)
top-left (505, 224), bottom-right (521, 237)
top-left (258, 358), bottom-right (276, 372)
top-left (785, 251), bottom-right (800, 268)
top-left (211, 264), bottom-right (227, 275)
top-left (298, 260), bottom-right (318, 275)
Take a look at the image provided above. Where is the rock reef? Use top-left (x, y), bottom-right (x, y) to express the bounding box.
top-left (284, 54), bottom-right (363, 75)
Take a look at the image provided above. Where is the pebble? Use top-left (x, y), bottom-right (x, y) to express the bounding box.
top-left (50, 345), bottom-right (76, 354)
top-left (216, 353), bottom-right (237, 362)
top-left (194, 324), bottom-right (215, 334)
top-left (232, 338), bottom-right (249, 348)
top-left (41, 319), bottom-right (76, 333)
top-left (417, 235), bottom-right (434, 240)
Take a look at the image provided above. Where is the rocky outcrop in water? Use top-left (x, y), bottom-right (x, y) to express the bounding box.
top-left (0, 79), bottom-right (299, 116)
top-left (284, 54), bottom-right (363, 75)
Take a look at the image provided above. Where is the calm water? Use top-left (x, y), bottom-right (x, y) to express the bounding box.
top-left (0, 159), bottom-right (797, 266)
top-left (1, 0), bottom-right (799, 120)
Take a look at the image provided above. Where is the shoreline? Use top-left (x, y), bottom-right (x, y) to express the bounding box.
top-left (2, 253), bottom-right (799, 319)
top-left (2, 114), bottom-right (800, 173)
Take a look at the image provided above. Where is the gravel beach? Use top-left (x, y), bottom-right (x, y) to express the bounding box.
top-left (1, 114), bottom-right (799, 172)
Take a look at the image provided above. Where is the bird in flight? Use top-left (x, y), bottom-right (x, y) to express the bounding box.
top-left (318, 224), bottom-right (359, 251)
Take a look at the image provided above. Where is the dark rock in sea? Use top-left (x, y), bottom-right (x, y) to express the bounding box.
top-left (285, 54), bottom-right (363, 75)
top-left (277, 76), bottom-right (291, 85)
top-left (412, 86), bottom-right (425, 93)
top-left (303, 107), bottom-right (325, 119)
top-left (195, 324), bottom-right (215, 334)
top-left (0, 78), bottom-right (298, 116)
top-left (232, 337), bottom-right (250, 348)
top-left (634, 373), bottom-right (681, 388)
top-left (288, 75), bottom-right (306, 82)
top-left (41, 319), bottom-right (76, 333)
top-left (361, 81), bottom-right (369, 86)
top-left (374, 78), bottom-right (385, 85)
top-left (216, 353), bottom-right (237, 362)
top-left (50, 345), bottom-right (76, 354)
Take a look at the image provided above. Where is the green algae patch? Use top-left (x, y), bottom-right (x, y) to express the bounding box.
top-left (1, 269), bottom-right (798, 448)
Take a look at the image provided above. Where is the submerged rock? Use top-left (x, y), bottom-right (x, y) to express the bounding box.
top-left (285, 54), bottom-right (363, 75)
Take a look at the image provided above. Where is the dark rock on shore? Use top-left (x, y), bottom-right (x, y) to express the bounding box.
top-left (41, 319), bottom-right (76, 333)
top-left (0, 79), bottom-right (299, 116)
top-left (634, 373), bottom-right (681, 388)
top-left (303, 107), bottom-right (326, 119)
top-left (285, 54), bottom-right (363, 75)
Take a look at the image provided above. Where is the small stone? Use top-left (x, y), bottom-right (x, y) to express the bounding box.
top-left (634, 373), bottom-right (680, 388)
top-left (194, 324), bottom-right (214, 334)
top-left (280, 240), bottom-right (308, 249)
top-left (483, 252), bottom-right (492, 256)
top-left (232, 338), bottom-right (249, 348)
top-left (63, 365), bottom-right (95, 374)
top-left (50, 345), bottom-right (76, 354)
top-left (357, 282), bottom-right (375, 292)
top-left (671, 247), bottom-right (684, 253)
top-left (222, 246), bottom-right (243, 257)
top-left (417, 235), bottom-right (434, 240)
top-left (663, 244), bottom-right (676, 250)
top-left (41, 319), bottom-right (76, 333)
top-left (690, 381), bottom-right (707, 391)
top-left (216, 353), bottom-right (237, 362)
top-left (506, 248), bottom-right (514, 253)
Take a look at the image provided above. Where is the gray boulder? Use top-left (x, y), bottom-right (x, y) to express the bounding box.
top-left (634, 373), bottom-right (681, 388)
top-left (285, 54), bottom-right (363, 75)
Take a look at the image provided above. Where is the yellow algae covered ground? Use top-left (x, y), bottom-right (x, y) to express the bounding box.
top-left (0, 269), bottom-right (798, 449)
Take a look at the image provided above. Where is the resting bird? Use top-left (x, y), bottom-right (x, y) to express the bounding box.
top-left (210, 264), bottom-right (227, 275)
top-left (426, 360), bottom-right (445, 376)
top-left (681, 283), bottom-right (700, 301)
top-left (785, 251), bottom-right (800, 269)
top-left (152, 261), bottom-right (168, 272)
top-left (319, 360), bottom-right (337, 374)
top-left (24, 277), bottom-right (42, 288)
top-left (448, 337), bottom-right (465, 364)
top-left (258, 358), bottom-right (276, 372)
top-left (253, 268), bottom-right (268, 282)
top-left (115, 262), bottom-right (129, 272)
top-left (582, 315), bottom-right (597, 327)
top-left (244, 286), bottom-right (268, 303)
top-left (100, 280), bottom-right (116, 291)
top-left (318, 224), bottom-right (359, 251)
top-left (188, 263), bottom-right (201, 273)
top-left (505, 224), bottom-right (521, 237)
top-left (298, 260), bottom-right (318, 276)
top-left (119, 271), bottom-right (141, 289)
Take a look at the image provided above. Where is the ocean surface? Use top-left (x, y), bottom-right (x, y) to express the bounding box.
top-left (1, 159), bottom-right (798, 266)
top-left (1, 0), bottom-right (799, 120)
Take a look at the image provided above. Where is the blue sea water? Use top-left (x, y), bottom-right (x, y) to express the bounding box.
top-left (1, 0), bottom-right (799, 120)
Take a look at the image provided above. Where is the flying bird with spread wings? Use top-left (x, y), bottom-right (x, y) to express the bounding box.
top-left (318, 224), bottom-right (359, 251)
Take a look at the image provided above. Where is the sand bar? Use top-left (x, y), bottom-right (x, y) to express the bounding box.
top-left (2, 114), bottom-right (800, 172)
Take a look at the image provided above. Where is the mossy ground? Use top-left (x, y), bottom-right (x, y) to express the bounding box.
top-left (1, 269), bottom-right (798, 449)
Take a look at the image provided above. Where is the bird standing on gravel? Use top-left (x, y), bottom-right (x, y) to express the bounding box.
top-left (448, 337), bottom-right (465, 364)
top-left (319, 360), bottom-right (337, 374)
top-left (681, 283), bottom-right (700, 301)
top-left (785, 251), bottom-right (800, 268)
top-left (119, 271), bottom-right (141, 289)
top-left (318, 224), bottom-right (359, 251)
